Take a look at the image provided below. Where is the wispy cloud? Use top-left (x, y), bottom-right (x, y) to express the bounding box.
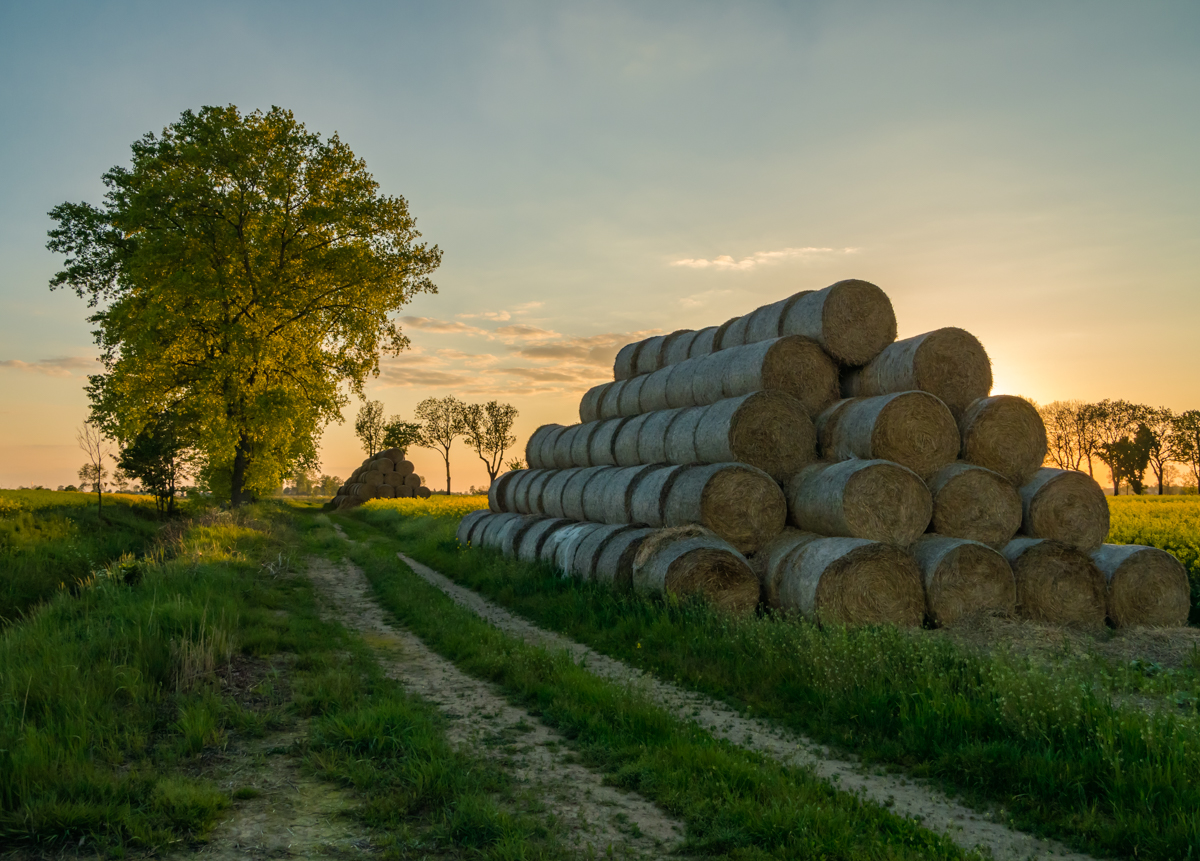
top-left (493, 324), bottom-right (561, 340)
top-left (511, 301), bottom-right (544, 312)
top-left (457, 310), bottom-right (512, 321)
top-left (0, 356), bottom-right (99, 377)
top-left (399, 316), bottom-right (488, 334)
top-left (671, 246), bottom-right (859, 271)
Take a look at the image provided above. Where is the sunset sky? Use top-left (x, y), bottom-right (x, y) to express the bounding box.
top-left (1, 2), bottom-right (1197, 492)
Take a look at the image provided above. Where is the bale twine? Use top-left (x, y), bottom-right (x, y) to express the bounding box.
top-left (1019, 468), bottom-right (1109, 552)
top-left (579, 382), bottom-right (612, 424)
top-left (614, 414), bottom-right (654, 466)
top-left (403, 474), bottom-right (422, 488)
top-left (817, 391), bottom-right (959, 480)
top-left (749, 529), bottom-right (819, 609)
top-left (630, 464), bottom-right (689, 527)
top-left (518, 470), bottom-right (553, 514)
top-left (573, 523), bottom-right (638, 581)
top-left (780, 280), bottom-right (897, 366)
top-left (787, 459), bottom-right (931, 546)
top-left (927, 462), bottom-right (1021, 548)
top-left (500, 514), bottom-right (549, 557)
top-left (586, 418), bottom-right (628, 467)
top-left (541, 468), bottom-right (584, 519)
top-left (562, 466), bottom-right (613, 521)
top-left (693, 391), bottom-right (816, 480)
top-left (570, 422), bottom-right (602, 467)
top-left (688, 326), bottom-right (720, 359)
top-left (362, 470), bottom-right (384, 487)
top-left (635, 336), bottom-right (669, 376)
top-left (594, 527), bottom-right (655, 589)
top-left (489, 469), bottom-right (522, 512)
top-left (1002, 538), bottom-right (1107, 627)
top-left (666, 361), bottom-right (702, 408)
top-left (556, 522), bottom-right (609, 577)
top-left (1091, 544), bottom-right (1190, 628)
top-left (664, 406), bottom-right (705, 464)
top-left (663, 330), bottom-right (698, 366)
top-left (597, 465), bottom-right (658, 524)
top-left (631, 528), bottom-right (760, 614)
top-left (842, 328), bottom-right (992, 418)
top-left (618, 375), bottom-right (648, 417)
top-left (526, 424), bottom-right (564, 469)
top-left (958, 395), bottom-right (1047, 486)
top-left (638, 367), bottom-right (673, 413)
top-left (394, 460), bottom-right (415, 477)
top-left (613, 342), bottom-right (643, 381)
top-left (638, 408), bottom-right (683, 464)
top-left (665, 462), bottom-right (787, 554)
top-left (777, 537), bottom-right (925, 627)
top-left (517, 517), bottom-right (573, 563)
top-left (912, 536), bottom-right (1016, 627)
top-left (457, 510), bottom-right (492, 544)
top-left (552, 425), bottom-right (582, 469)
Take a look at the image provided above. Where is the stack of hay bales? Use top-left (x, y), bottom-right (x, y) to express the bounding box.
top-left (325, 448), bottom-right (432, 510)
top-left (465, 279), bottom-right (1190, 629)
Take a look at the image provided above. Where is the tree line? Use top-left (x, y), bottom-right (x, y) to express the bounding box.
top-left (1038, 399), bottom-right (1200, 495)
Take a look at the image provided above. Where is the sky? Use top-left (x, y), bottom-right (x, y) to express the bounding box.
top-left (1, 1), bottom-right (1197, 492)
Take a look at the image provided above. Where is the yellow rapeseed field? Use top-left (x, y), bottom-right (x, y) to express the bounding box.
top-left (361, 494), bottom-right (489, 519)
top-left (1108, 495), bottom-right (1200, 579)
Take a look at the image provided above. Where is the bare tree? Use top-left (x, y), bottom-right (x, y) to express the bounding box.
top-left (462, 401), bottom-right (519, 485)
top-left (415, 396), bottom-right (467, 493)
top-left (1142, 406), bottom-right (1176, 495)
top-left (1039, 401), bottom-right (1086, 470)
top-left (354, 400), bottom-right (388, 458)
top-left (76, 422), bottom-right (113, 518)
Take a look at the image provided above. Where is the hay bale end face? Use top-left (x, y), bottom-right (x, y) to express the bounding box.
top-left (817, 391), bottom-right (959, 480)
top-left (787, 459), bottom-right (931, 546)
top-left (665, 462), bottom-right (787, 554)
top-left (958, 395), bottom-right (1047, 486)
top-left (1019, 468), bottom-right (1109, 552)
top-left (1091, 544), bottom-right (1190, 628)
top-left (776, 536), bottom-right (924, 627)
top-left (632, 527), bottom-right (760, 615)
top-left (781, 280), bottom-right (897, 366)
top-left (694, 391), bottom-right (816, 481)
top-left (1002, 538), bottom-right (1107, 627)
top-left (912, 536), bottom-right (1016, 627)
top-left (927, 462), bottom-right (1022, 548)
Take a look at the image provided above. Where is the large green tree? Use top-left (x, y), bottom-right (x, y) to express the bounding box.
top-left (47, 105), bottom-right (440, 504)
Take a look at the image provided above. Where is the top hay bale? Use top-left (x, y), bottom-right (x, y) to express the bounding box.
top-left (958, 395), bottom-right (1047, 486)
top-left (1018, 468), bottom-right (1109, 552)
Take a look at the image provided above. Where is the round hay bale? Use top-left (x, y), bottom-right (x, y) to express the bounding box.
top-left (570, 421), bottom-right (602, 467)
top-left (562, 466), bottom-right (613, 521)
top-left (394, 460), bottom-right (415, 477)
top-left (613, 341), bottom-right (643, 381)
top-left (579, 466), bottom-right (621, 522)
top-left (499, 514), bottom-right (548, 557)
top-left (717, 315), bottom-right (751, 351)
top-left (664, 360), bottom-right (702, 409)
top-left (518, 469), bottom-right (553, 514)
top-left (377, 485), bottom-right (396, 498)
top-left (1019, 468), bottom-right (1109, 552)
top-left (782, 280), bottom-right (897, 366)
top-left (541, 521), bottom-right (592, 569)
top-left (597, 465), bottom-right (658, 524)
top-left (540, 468), bottom-right (583, 519)
top-left (338, 496), bottom-right (362, 510)
top-left (1002, 538), bottom-right (1107, 627)
top-left (458, 509), bottom-right (492, 544)
top-left (749, 529), bottom-right (820, 609)
top-left (370, 458), bottom-right (395, 473)
top-left (632, 529), bottom-right (760, 614)
top-left (666, 462), bottom-right (787, 554)
top-left (403, 473), bottom-right (422, 488)
top-left (489, 469), bottom-right (522, 512)
top-left (552, 425), bottom-right (583, 469)
top-left (638, 408), bottom-right (684, 464)
top-left (380, 447), bottom-right (404, 462)
top-left (745, 294), bottom-right (809, 342)
top-left (350, 483), bottom-right (372, 500)
top-left (663, 330), bottom-right (698, 366)
top-left (664, 406), bottom-right (705, 464)
top-left (817, 391), bottom-right (959, 480)
top-left (630, 464), bottom-right (689, 527)
top-left (787, 459), bottom-right (931, 546)
top-left (617, 375), bottom-right (648, 417)
top-left (572, 523), bottom-right (638, 581)
top-left (713, 318), bottom-right (739, 352)
top-left (691, 350), bottom-right (735, 404)
top-left (479, 512), bottom-right (523, 549)
top-left (415, 486), bottom-right (431, 499)
top-left (693, 391), bottom-right (816, 481)
top-left (1091, 544), bottom-right (1190, 628)
top-left (579, 382), bottom-right (611, 424)
top-left (500, 469), bottom-right (533, 513)
top-left (599, 380), bottom-right (628, 420)
top-left (516, 517), bottom-right (573, 563)
top-left (594, 527), bottom-right (655, 589)
top-left (362, 470), bottom-right (384, 487)
top-left (843, 327), bottom-right (992, 418)
top-left (635, 335), bottom-right (668, 376)
top-left (958, 396), bottom-right (1047, 486)
top-left (657, 330), bottom-right (692, 368)
top-left (556, 521), bottom-right (609, 577)
top-left (614, 414), bottom-right (653, 466)
top-left (586, 417), bottom-right (628, 467)
top-left (777, 537), bottom-right (925, 627)
top-left (912, 536), bottom-right (1016, 627)
top-left (394, 485), bottom-right (414, 498)
top-left (638, 367), bottom-right (673, 413)
top-left (928, 462), bottom-right (1021, 548)
top-left (720, 336), bottom-right (840, 417)
top-left (526, 424), bottom-right (564, 469)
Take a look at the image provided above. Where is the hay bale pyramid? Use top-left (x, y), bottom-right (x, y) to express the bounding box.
top-left (326, 448), bottom-right (432, 510)
top-left (462, 278), bottom-right (1189, 628)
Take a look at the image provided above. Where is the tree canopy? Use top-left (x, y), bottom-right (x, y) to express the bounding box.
top-left (462, 400), bottom-right (518, 483)
top-left (47, 105), bottom-right (440, 504)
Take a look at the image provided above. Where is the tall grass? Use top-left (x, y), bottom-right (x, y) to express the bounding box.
top-left (1109, 496), bottom-right (1200, 620)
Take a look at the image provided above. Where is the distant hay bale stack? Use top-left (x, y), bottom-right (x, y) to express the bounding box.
top-left (1002, 538), bottom-right (1107, 627)
top-left (1019, 468), bottom-right (1109, 552)
top-left (587, 418), bottom-right (629, 467)
top-left (630, 464), bottom-right (690, 527)
top-left (489, 469), bottom-right (523, 512)
top-left (693, 391), bottom-right (816, 480)
top-left (516, 517), bottom-right (573, 563)
top-left (912, 536), bottom-right (1016, 627)
top-left (570, 421), bottom-right (602, 467)
top-left (748, 529), bottom-right (819, 609)
top-left (394, 460), bottom-right (416, 477)
top-left (457, 509), bottom-right (492, 544)
top-left (403, 474), bottom-right (422, 488)
top-left (526, 424), bottom-right (565, 469)
top-left (665, 462), bottom-right (787, 554)
top-left (579, 382), bottom-right (612, 423)
top-left (562, 466), bottom-right (614, 521)
top-left (376, 485), bottom-right (395, 498)
top-left (613, 342), bottom-right (643, 381)
top-left (593, 527), bottom-right (656, 589)
top-left (599, 380), bottom-right (628, 419)
top-left (638, 408), bottom-right (683, 464)
top-left (842, 328), bottom-right (992, 417)
top-left (540, 468), bottom-right (584, 519)
top-left (664, 406), bottom-right (705, 464)
top-left (415, 487), bottom-right (431, 499)
top-left (1091, 544), bottom-right (1190, 628)
top-left (394, 485), bottom-right (414, 498)
top-left (958, 395), bottom-right (1047, 486)
top-left (927, 462), bottom-right (1022, 548)
top-left (663, 330), bottom-right (698, 365)
top-left (614, 414), bottom-right (654, 467)
top-left (781, 280), bottom-right (897, 366)
top-left (632, 527), bottom-right (760, 615)
top-left (635, 335), bottom-right (670, 376)
top-left (777, 537), bottom-right (925, 627)
top-left (362, 470), bottom-right (384, 487)
top-left (787, 459), bottom-right (931, 546)
top-left (573, 523), bottom-right (638, 581)
top-left (817, 391), bottom-right (959, 479)
top-left (618, 375), bottom-right (648, 417)
top-left (370, 458), bottom-right (395, 473)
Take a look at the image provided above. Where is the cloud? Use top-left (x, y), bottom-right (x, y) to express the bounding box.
top-left (511, 301), bottom-right (544, 312)
top-left (399, 316), bottom-right (487, 334)
top-left (671, 246), bottom-right (859, 271)
top-left (493, 324), bottom-right (561, 340)
top-left (457, 310), bottom-right (512, 321)
top-left (510, 330), bottom-right (660, 367)
top-left (0, 356), bottom-right (99, 377)
top-left (377, 367), bottom-right (473, 388)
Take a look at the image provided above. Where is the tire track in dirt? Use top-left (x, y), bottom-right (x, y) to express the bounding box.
top-left (306, 556), bottom-right (685, 858)
top-left (396, 551), bottom-right (1105, 861)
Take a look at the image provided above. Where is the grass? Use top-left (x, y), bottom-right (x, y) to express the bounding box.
top-left (1108, 496), bottom-right (1200, 620)
top-left (324, 509), bottom-right (975, 860)
top-left (352, 504), bottom-right (1200, 861)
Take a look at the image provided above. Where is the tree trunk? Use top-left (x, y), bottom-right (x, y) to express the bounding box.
top-left (231, 436), bottom-right (251, 506)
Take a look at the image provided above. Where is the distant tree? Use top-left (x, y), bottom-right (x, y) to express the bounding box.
top-left (506, 458), bottom-right (526, 472)
top-left (117, 413), bottom-right (195, 515)
top-left (1142, 406), bottom-right (1176, 495)
top-left (47, 105), bottom-right (441, 506)
top-left (462, 401), bottom-right (519, 485)
top-left (76, 422), bottom-right (112, 517)
top-left (1101, 424), bottom-right (1153, 495)
top-left (77, 463), bottom-right (105, 493)
top-left (318, 474), bottom-right (342, 496)
top-left (382, 418), bottom-right (424, 458)
top-left (1039, 401), bottom-right (1087, 470)
top-left (415, 396), bottom-right (467, 493)
top-left (111, 468), bottom-right (132, 493)
top-left (1091, 400), bottom-right (1145, 494)
top-left (354, 401), bottom-right (388, 458)
top-left (1171, 411), bottom-right (1200, 494)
